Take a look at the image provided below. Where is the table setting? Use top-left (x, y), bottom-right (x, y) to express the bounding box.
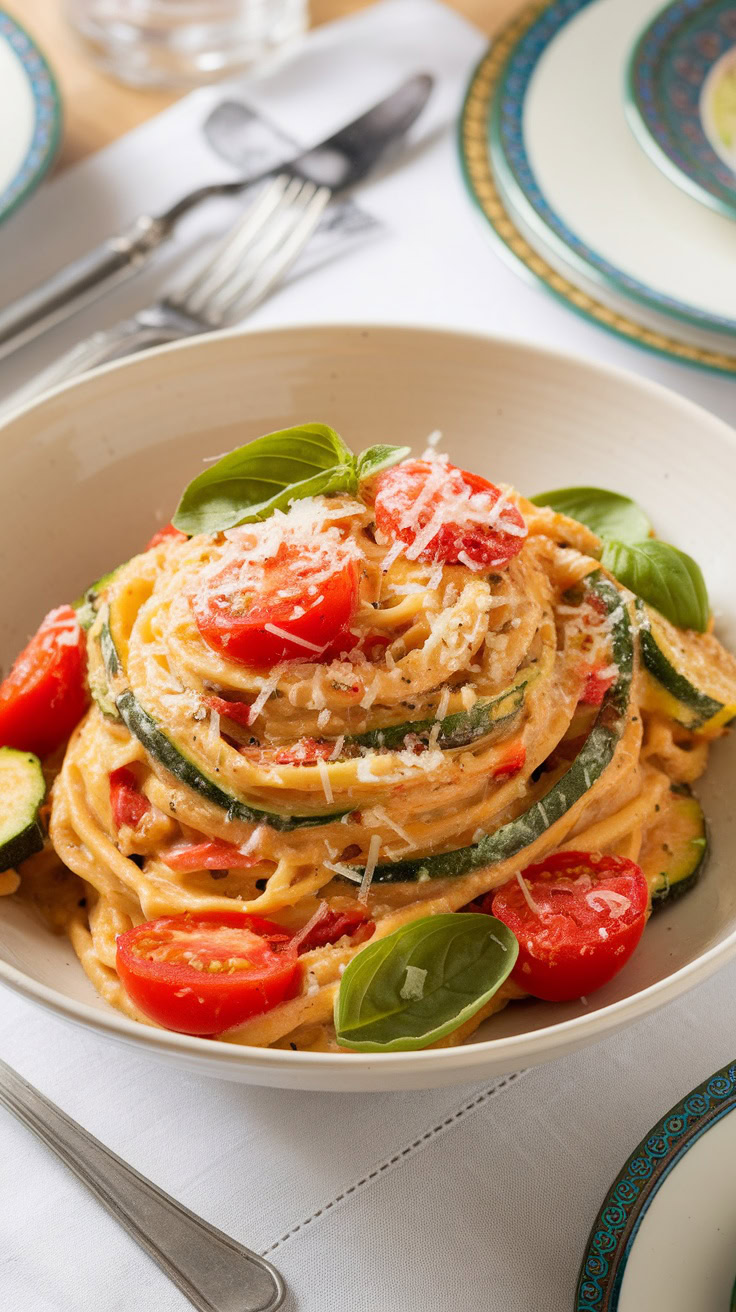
top-left (1, 1), bottom-right (736, 1309)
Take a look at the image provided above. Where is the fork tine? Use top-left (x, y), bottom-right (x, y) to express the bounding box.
top-left (217, 185), bottom-right (331, 321)
top-left (172, 175), bottom-right (289, 312)
top-left (202, 180), bottom-right (321, 321)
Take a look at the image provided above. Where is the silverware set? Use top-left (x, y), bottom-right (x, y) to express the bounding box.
top-left (0, 74), bottom-right (433, 420)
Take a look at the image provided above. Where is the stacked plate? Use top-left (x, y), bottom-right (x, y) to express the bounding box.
top-left (459, 0), bottom-right (736, 375)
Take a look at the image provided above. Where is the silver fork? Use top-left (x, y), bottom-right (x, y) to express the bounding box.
top-left (1, 174), bottom-right (330, 421)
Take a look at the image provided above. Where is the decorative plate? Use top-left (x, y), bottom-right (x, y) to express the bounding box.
top-left (627, 0), bottom-right (736, 222)
top-left (458, 3), bottom-right (736, 375)
top-left (472, 0), bottom-right (736, 345)
top-left (576, 1060), bottom-right (736, 1310)
top-left (0, 10), bottom-right (61, 226)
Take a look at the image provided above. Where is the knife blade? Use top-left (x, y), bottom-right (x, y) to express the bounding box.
top-left (0, 73), bottom-right (433, 363)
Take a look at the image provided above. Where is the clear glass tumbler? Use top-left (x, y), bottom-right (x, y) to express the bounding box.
top-left (64, 0), bottom-right (308, 88)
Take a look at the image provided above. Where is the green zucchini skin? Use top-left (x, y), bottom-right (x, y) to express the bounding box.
top-left (115, 691), bottom-right (348, 832)
top-left (348, 681), bottom-right (527, 751)
top-left (102, 618), bottom-right (346, 830)
top-left (344, 573), bottom-right (633, 885)
top-left (637, 602), bottom-right (721, 728)
top-left (88, 619), bottom-right (121, 721)
top-left (74, 567), bottom-right (121, 632)
top-left (649, 788), bottom-right (708, 907)
top-left (0, 748), bottom-right (46, 873)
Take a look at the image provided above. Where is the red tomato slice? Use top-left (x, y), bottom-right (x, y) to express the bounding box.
top-left (292, 902), bottom-right (375, 954)
top-left (0, 606), bottom-right (89, 757)
top-left (110, 767), bottom-right (150, 830)
top-left (274, 738), bottom-right (335, 766)
top-left (492, 741), bottom-right (526, 779)
top-left (202, 694), bottom-right (254, 729)
top-left (116, 911), bottom-right (299, 1035)
top-left (146, 523), bottom-right (187, 550)
top-left (489, 851), bottom-right (649, 1002)
top-left (161, 839), bottom-right (261, 871)
top-left (192, 542), bottom-right (358, 669)
top-left (374, 459), bottom-right (527, 568)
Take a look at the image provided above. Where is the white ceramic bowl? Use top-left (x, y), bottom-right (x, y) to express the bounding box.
top-left (2, 324), bottom-right (735, 1092)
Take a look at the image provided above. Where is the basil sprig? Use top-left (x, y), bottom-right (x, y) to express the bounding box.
top-left (601, 540), bottom-right (709, 632)
top-left (532, 483), bottom-right (709, 632)
top-left (530, 486), bottom-right (651, 544)
top-left (173, 424), bottom-right (409, 536)
top-left (334, 913), bottom-right (518, 1052)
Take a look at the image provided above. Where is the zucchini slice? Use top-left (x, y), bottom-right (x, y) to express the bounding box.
top-left (74, 566), bottom-right (122, 632)
top-left (348, 679), bottom-right (527, 751)
top-left (0, 748), bottom-right (45, 873)
top-left (115, 691), bottom-right (348, 832)
top-left (638, 601), bottom-right (736, 734)
top-left (346, 572), bottom-right (633, 884)
top-left (640, 787), bottom-right (708, 906)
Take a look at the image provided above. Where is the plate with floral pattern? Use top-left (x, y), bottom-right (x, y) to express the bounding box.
top-left (0, 10), bottom-right (61, 226)
top-left (628, 0), bottom-right (736, 222)
top-left (576, 1060), bottom-right (736, 1310)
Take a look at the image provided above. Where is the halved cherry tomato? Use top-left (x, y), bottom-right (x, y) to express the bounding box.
top-left (202, 694), bottom-right (254, 729)
top-left (0, 606), bottom-right (89, 757)
top-left (146, 523), bottom-right (187, 551)
top-left (110, 767), bottom-right (150, 830)
top-left (161, 839), bottom-right (261, 871)
top-left (492, 741), bottom-right (526, 779)
top-left (292, 902), bottom-right (375, 954)
top-left (488, 851), bottom-right (649, 1002)
top-left (374, 459), bottom-right (527, 568)
top-left (579, 665), bottom-right (616, 706)
top-left (192, 542), bottom-right (358, 669)
top-left (116, 911), bottom-right (299, 1035)
top-left (273, 738), bottom-right (335, 766)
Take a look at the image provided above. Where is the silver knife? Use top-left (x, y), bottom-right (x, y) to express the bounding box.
top-left (0, 73), bottom-right (433, 363)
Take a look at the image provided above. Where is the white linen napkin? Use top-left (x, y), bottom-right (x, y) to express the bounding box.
top-left (1, 3), bottom-right (736, 1309)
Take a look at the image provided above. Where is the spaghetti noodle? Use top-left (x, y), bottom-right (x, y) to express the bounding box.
top-left (8, 440), bottom-right (736, 1052)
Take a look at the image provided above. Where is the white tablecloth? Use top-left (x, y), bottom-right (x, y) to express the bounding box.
top-left (1, 3), bottom-right (735, 1308)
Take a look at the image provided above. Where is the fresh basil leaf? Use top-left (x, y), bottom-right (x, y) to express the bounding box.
top-left (172, 423), bottom-right (358, 535)
top-left (601, 539), bottom-right (709, 631)
top-left (356, 444), bottom-right (411, 482)
top-left (334, 913), bottom-right (518, 1052)
top-left (530, 486), bottom-right (651, 545)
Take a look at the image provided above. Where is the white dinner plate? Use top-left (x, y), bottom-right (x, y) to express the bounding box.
top-left (577, 1059), bottom-right (736, 1311)
top-left (482, 0), bottom-right (736, 353)
top-left (1, 324), bottom-right (736, 1091)
top-left (0, 10), bottom-right (61, 225)
top-left (459, 4), bottom-right (736, 375)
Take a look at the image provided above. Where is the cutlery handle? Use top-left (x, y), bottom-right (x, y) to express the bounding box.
top-left (0, 317), bottom-right (179, 422)
top-left (0, 215), bottom-right (168, 363)
top-left (0, 1059), bottom-right (284, 1312)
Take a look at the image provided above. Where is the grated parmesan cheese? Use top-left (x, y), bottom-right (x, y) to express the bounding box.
top-left (586, 890), bottom-right (631, 918)
top-left (516, 870), bottom-right (542, 915)
top-left (400, 965), bottom-right (428, 1001)
top-left (359, 834), bottom-right (382, 902)
top-left (263, 623), bottom-right (324, 653)
top-left (316, 757), bottom-right (333, 804)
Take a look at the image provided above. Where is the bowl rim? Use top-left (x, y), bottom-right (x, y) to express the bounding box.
top-left (2, 319), bottom-right (735, 1078)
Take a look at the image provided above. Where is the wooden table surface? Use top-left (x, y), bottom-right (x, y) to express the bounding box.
top-left (5, 0), bottom-right (524, 169)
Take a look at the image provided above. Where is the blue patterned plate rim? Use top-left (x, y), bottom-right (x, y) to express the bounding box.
top-left (0, 9), bottom-right (62, 226)
top-left (575, 1058), bottom-right (736, 1310)
top-left (489, 0), bottom-right (736, 336)
top-left (626, 0), bottom-right (736, 223)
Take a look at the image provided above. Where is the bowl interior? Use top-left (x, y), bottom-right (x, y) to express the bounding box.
top-left (1, 324), bottom-right (734, 1088)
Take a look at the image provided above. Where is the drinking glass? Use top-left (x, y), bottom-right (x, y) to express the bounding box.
top-left (64, 0), bottom-right (308, 88)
